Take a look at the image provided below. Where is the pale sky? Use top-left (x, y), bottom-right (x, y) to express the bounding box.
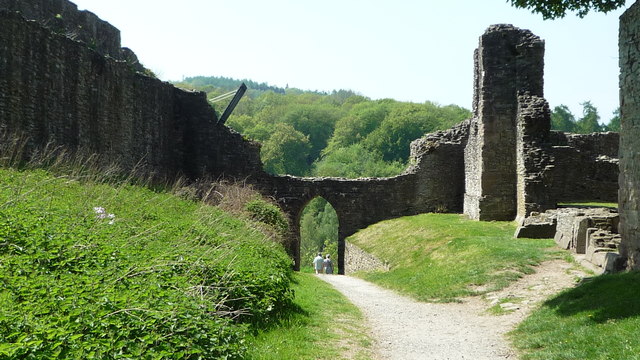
top-left (71, 0), bottom-right (633, 123)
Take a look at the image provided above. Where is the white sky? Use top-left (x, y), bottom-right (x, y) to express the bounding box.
top-left (71, 0), bottom-right (633, 123)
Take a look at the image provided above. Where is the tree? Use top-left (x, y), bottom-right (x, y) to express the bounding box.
top-left (362, 102), bottom-right (470, 162)
top-left (313, 144), bottom-right (406, 178)
top-left (260, 123), bottom-right (311, 176)
top-left (550, 105), bottom-right (577, 132)
top-left (282, 104), bottom-right (341, 165)
top-left (324, 101), bottom-right (393, 155)
top-left (575, 101), bottom-right (603, 133)
top-left (508, 0), bottom-right (626, 19)
top-left (604, 108), bottom-right (620, 132)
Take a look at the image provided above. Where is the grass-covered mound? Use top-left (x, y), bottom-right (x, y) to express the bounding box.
top-left (0, 168), bottom-right (293, 359)
top-left (347, 213), bottom-right (560, 302)
top-left (511, 271), bottom-right (640, 360)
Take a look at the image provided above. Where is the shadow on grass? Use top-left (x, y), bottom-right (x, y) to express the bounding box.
top-left (543, 271), bottom-right (640, 323)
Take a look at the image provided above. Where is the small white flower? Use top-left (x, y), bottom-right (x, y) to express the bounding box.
top-left (93, 206), bottom-right (116, 224)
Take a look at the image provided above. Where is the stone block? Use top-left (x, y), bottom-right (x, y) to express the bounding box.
top-left (514, 221), bottom-right (556, 238)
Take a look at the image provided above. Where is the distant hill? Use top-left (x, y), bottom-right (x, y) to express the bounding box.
top-left (176, 75), bottom-right (286, 95)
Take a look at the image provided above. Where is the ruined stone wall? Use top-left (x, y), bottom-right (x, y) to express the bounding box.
top-left (344, 242), bottom-right (389, 274)
top-left (0, 0), bottom-right (144, 68)
top-left (548, 132), bottom-right (619, 203)
top-left (0, 9), bottom-right (263, 180)
top-left (619, 2), bottom-right (640, 270)
top-left (464, 25), bottom-right (545, 221)
top-left (515, 94), bottom-right (554, 221)
top-left (512, 91), bottom-right (618, 210)
top-left (406, 119), bottom-right (470, 213)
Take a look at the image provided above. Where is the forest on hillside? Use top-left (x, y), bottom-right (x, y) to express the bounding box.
top-left (174, 75), bottom-right (619, 264)
top-left (175, 76), bottom-right (471, 178)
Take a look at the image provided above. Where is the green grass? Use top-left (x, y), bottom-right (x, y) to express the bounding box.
top-left (246, 273), bottom-right (375, 360)
top-left (0, 167), bottom-right (294, 359)
top-left (0, 166), bottom-right (374, 359)
top-left (347, 213), bottom-right (560, 302)
top-left (511, 272), bottom-right (640, 359)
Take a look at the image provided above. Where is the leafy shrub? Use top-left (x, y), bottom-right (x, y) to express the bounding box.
top-left (245, 199), bottom-right (289, 235)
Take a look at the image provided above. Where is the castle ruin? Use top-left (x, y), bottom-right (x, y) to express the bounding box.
top-left (1, 0), bottom-right (633, 273)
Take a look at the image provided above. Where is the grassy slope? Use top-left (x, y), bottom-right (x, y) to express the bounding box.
top-left (347, 213), bottom-right (560, 302)
top-left (511, 272), bottom-right (640, 360)
top-left (0, 167), bottom-right (372, 359)
top-left (246, 273), bottom-right (375, 360)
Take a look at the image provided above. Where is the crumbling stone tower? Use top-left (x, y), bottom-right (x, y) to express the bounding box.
top-left (464, 25), bottom-right (545, 221)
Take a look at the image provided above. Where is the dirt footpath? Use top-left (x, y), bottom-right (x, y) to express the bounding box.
top-left (318, 259), bottom-right (588, 360)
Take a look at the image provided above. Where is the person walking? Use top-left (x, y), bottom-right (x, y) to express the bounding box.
top-left (313, 253), bottom-right (324, 274)
top-left (323, 254), bottom-right (333, 275)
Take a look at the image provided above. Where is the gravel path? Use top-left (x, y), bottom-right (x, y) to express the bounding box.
top-left (318, 259), bottom-right (587, 360)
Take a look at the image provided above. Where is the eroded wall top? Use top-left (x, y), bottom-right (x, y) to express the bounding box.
top-left (0, 0), bottom-right (144, 70)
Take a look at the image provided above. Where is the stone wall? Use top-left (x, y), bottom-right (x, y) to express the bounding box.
top-left (464, 25), bottom-right (545, 221)
top-left (619, 2), bottom-right (640, 270)
top-left (0, 8), bottom-right (263, 181)
top-left (0, 0), bottom-right (144, 69)
top-left (513, 96), bottom-right (618, 238)
top-left (549, 132), bottom-right (619, 203)
top-left (515, 94), bottom-right (554, 221)
top-left (344, 242), bottom-right (389, 274)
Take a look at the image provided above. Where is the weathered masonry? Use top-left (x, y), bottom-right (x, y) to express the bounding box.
top-left (619, 1), bottom-right (640, 271)
top-left (0, 0), bottom-right (622, 273)
top-left (463, 25), bottom-right (618, 223)
top-left (464, 25), bottom-right (545, 221)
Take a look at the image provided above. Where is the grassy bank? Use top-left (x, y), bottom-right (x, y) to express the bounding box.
top-left (246, 273), bottom-right (375, 360)
top-left (347, 213), bottom-right (561, 302)
top-left (0, 166), bottom-right (374, 359)
top-left (511, 271), bottom-right (640, 359)
top-left (0, 167), bottom-right (294, 359)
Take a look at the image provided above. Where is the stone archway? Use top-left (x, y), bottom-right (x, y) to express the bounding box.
top-left (298, 196), bottom-right (339, 273)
